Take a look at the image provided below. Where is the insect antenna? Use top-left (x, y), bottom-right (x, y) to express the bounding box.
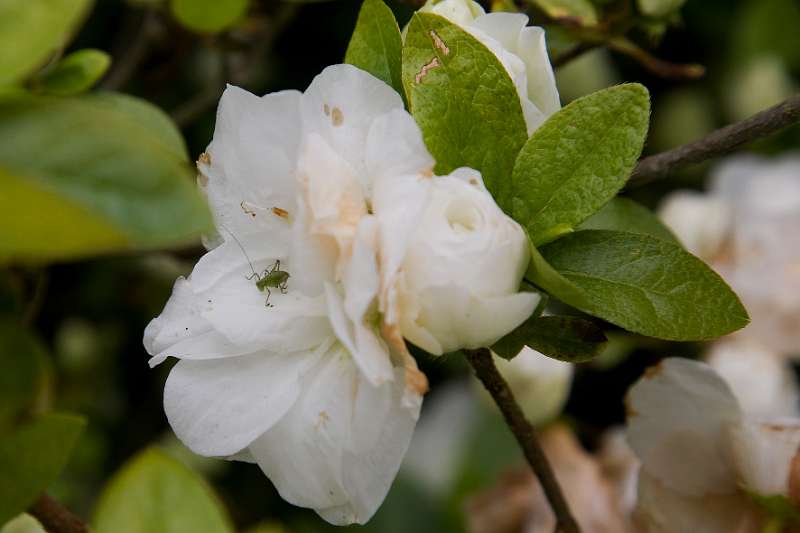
top-left (218, 225), bottom-right (260, 281)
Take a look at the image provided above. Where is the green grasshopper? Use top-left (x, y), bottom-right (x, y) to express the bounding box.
top-left (248, 260), bottom-right (290, 307)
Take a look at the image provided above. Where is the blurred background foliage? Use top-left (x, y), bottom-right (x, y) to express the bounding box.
top-left (0, 0), bottom-right (798, 531)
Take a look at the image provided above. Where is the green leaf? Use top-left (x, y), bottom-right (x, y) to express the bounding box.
top-left (525, 234), bottom-right (588, 308)
top-left (636, 0), bottom-right (687, 17)
top-left (578, 197), bottom-right (678, 242)
top-left (402, 13), bottom-right (528, 210)
top-left (529, 0), bottom-right (599, 26)
top-left (493, 315), bottom-right (607, 362)
top-left (0, 92), bottom-right (211, 262)
top-left (540, 230), bottom-right (750, 340)
top-left (345, 0), bottom-right (404, 98)
top-left (170, 0), bottom-right (248, 33)
top-left (511, 84), bottom-right (650, 246)
top-left (0, 413), bottom-right (86, 525)
top-left (0, 321), bottom-right (49, 429)
top-left (33, 49), bottom-right (111, 96)
top-left (93, 448), bottom-right (233, 533)
top-left (748, 492), bottom-right (800, 524)
top-left (0, 0), bottom-right (92, 86)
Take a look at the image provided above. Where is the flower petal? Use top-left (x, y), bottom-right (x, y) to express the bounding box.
top-left (163, 343), bottom-right (326, 457)
top-left (517, 26), bottom-right (560, 118)
top-left (730, 418), bottom-right (800, 497)
top-left (365, 109), bottom-right (435, 182)
top-left (300, 64), bottom-right (404, 192)
top-left (626, 358), bottom-right (743, 496)
top-left (202, 86), bottom-right (301, 249)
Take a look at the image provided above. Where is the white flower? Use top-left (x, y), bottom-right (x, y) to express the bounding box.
top-left (374, 169), bottom-right (539, 355)
top-left (143, 64), bottom-right (440, 525)
top-left (626, 358), bottom-right (800, 532)
top-left (706, 339), bottom-right (799, 419)
top-left (490, 347), bottom-right (572, 425)
top-left (418, 0), bottom-right (561, 134)
top-left (658, 154), bottom-right (800, 356)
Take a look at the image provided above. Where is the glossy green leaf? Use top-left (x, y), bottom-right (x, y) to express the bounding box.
top-left (511, 84), bottom-right (650, 246)
top-left (0, 0), bottom-right (92, 86)
top-left (530, 0), bottom-right (599, 26)
top-left (0, 92), bottom-right (210, 262)
top-left (93, 448), bottom-right (233, 533)
top-left (0, 321), bottom-right (49, 429)
top-left (0, 413), bottom-right (86, 525)
top-left (493, 315), bottom-right (607, 362)
top-left (170, 0), bottom-right (248, 33)
top-left (402, 13), bottom-right (528, 209)
top-left (540, 230), bottom-right (750, 340)
top-left (345, 0), bottom-right (403, 98)
top-left (33, 49), bottom-right (110, 95)
top-left (578, 197), bottom-right (678, 242)
top-left (525, 234), bottom-right (588, 308)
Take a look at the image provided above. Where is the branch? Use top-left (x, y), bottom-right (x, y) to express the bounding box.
top-left (101, 9), bottom-right (161, 91)
top-left (464, 348), bottom-right (582, 533)
top-left (29, 494), bottom-right (88, 533)
top-left (551, 42), bottom-right (599, 68)
top-left (628, 94), bottom-right (800, 187)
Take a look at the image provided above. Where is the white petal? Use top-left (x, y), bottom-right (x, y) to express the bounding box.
top-left (658, 191), bottom-right (731, 260)
top-left (203, 86), bottom-right (301, 248)
top-left (635, 471), bottom-right (758, 533)
top-left (163, 344), bottom-right (326, 457)
top-left (144, 277), bottom-right (214, 361)
top-left (517, 26), bottom-right (560, 118)
top-left (626, 358), bottom-right (743, 495)
top-left (365, 109), bottom-right (435, 182)
top-left (300, 64), bottom-right (404, 192)
top-left (249, 346), bottom-right (420, 525)
top-left (730, 418), bottom-right (800, 497)
top-left (469, 13), bottom-right (528, 52)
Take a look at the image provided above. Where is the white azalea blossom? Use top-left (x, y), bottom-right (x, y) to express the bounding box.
top-left (489, 347), bottom-right (573, 425)
top-left (626, 358), bottom-right (800, 532)
top-left (418, 0), bottom-right (561, 134)
top-left (144, 64), bottom-right (536, 524)
top-left (658, 154), bottom-right (800, 355)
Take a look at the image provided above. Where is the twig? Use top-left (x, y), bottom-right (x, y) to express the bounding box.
top-left (552, 42), bottom-right (599, 68)
top-left (628, 94), bottom-right (800, 187)
top-left (101, 9), bottom-right (161, 91)
top-left (464, 348), bottom-right (582, 533)
top-left (607, 38), bottom-right (705, 80)
top-left (22, 270), bottom-right (48, 327)
top-left (29, 494), bottom-right (88, 533)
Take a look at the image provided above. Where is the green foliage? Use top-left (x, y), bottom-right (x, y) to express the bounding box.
top-left (93, 448), bottom-right (233, 533)
top-left (636, 0), bottom-right (687, 18)
top-left (170, 0), bottom-right (248, 33)
top-left (528, 0), bottom-right (599, 26)
top-left (0, 321), bottom-right (49, 429)
top-left (540, 230), bottom-right (750, 340)
top-left (0, 413), bottom-right (86, 525)
top-left (493, 315), bottom-right (607, 363)
top-left (734, 0), bottom-right (800, 69)
top-left (0, 92), bottom-right (211, 262)
top-left (525, 235), bottom-right (588, 308)
top-left (748, 492), bottom-right (800, 524)
top-left (345, 0), bottom-right (404, 98)
top-left (0, 0), bottom-right (92, 86)
top-left (32, 49), bottom-right (110, 96)
top-left (402, 13), bottom-right (528, 210)
top-left (512, 84), bottom-right (650, 246)
top-left (578, 197), bottom-right (678, 242)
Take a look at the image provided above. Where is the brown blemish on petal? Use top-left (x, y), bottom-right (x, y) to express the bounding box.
top-left (415, 57), bottom-right (440, 84)
top-left (331, 107), bottom-right (344, 126)
top-left (420, 168), bottom-right (434, 178)
top-left (240, 201), bottom-right (257, 218)
top-left (323, 103), bottom-right (330, 116)
top-left (469, 178), bottom-right (479, 186)
top-left (406, 366), bottom-right (429, 396)
top-left (381, 321), bottom-right (429, 396)
top-left (315, 410), bottom-right (330, 429)
top-left (643, 363), bottom-right (663, 379)
top-left (272, 206), bottom-right (289, 219)
top-left (430, 30), bottom-right (450, 55)
top-left (788, 449), bottom-right (800, 506)
top-left (623, 394), bottom-right (638, 419)
top-left (197, 152), bottom-right (211, 165)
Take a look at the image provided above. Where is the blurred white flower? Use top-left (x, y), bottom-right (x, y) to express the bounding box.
top-left (144, 64), bottom-right (435, 525)
top-left (489, 347), bottom-right (573, 425)
top-left (418, 0), bottom-right (561, 134)
top-left (378, 171), bottom-right (539, 355)
top-left (626, 358), bottom-right (800, 532)
top-left (658, 154), bottom-right (800, 355)
top-left (706, 339), bottom-right (799, 419)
